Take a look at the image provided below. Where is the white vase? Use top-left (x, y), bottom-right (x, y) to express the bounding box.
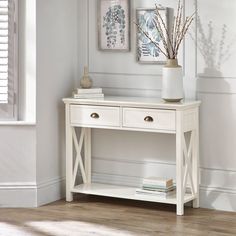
top-left (162, 59), bottom-right (184, 102)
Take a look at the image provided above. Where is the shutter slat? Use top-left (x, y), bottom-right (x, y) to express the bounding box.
top-left (0, 0), bottom-right (14, 104)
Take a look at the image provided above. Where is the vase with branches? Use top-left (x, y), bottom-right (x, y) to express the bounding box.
top-left (135, 0), bottom-right (195, 101)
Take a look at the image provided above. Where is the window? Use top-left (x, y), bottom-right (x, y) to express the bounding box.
top-left (0, 0), bottom-right (17, 120)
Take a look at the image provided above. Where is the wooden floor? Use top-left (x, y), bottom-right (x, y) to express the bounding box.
top-left (0, 195), bottom-right (236, 236)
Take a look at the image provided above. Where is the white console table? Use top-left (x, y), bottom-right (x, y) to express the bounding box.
top-left (63, 96), bottom-right (201, 215)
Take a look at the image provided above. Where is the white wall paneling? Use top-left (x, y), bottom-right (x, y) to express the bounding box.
top-left (91, 159), bottom-right (236, 212)
top-left (85, 0), bottom-right (185, 92)
top-left (91, 73), bottom-right (162, 97)
top-left (77, 0), bottom-right (236, 212)
top-left (92, 157), bottom-right (236, 193)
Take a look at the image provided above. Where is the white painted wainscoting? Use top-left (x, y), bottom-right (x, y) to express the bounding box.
top-left (77, 0), bottom-right (236, 212)
top-left (0, 177), bottom-right (65, 208)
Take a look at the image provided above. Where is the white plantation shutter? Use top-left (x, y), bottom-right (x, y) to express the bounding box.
top-left (0, 0), bottom-right (17, 119)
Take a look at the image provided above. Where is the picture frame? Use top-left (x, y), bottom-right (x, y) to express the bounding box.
top-left (98, 0), bottom-right (130, 51)
top-left (136, 8), bottom-right (168, 64)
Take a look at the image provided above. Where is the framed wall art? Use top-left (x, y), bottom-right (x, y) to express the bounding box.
top-left (98, 0), bottom-right (130, 51)
top-left (136, 8), bottom-right (168, 64)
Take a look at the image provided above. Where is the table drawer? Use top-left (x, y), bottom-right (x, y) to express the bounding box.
top-left (70, 105), bottom-right (120, 127)
top-left (123, 108), bottom-right (176, 131)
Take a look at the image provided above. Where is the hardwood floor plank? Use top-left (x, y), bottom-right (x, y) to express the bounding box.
top-left (0, 196), bottom-right (235, 236)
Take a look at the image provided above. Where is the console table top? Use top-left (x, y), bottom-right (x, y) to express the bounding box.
top-left (63, 96), bottom-right (201, 110)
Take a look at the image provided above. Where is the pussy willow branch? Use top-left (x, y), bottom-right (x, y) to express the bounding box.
top-left (174, 15), bottom-right (190, 53)
top-left (176, 13), bottom-right (195, 46)
top-left (134, 22), bottom-right (168, 58)
top-left (175, 5), bottom-right (183, 55)
top-left (174, 0), bottom-right (182, 52)
top-left (155, 5), bottom-right (175, 58)
top-left (135, 0), bottom-right (195, 59)
top-left (151, 7), bottom-right (170, 57)
top-left (175, 15), bottom-right (195, 56)
top-left (171, 16), bottom-right (175, 50)
top-left (152, 14), bottom-right (170, 58)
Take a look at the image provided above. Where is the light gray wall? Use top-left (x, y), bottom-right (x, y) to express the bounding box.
top-left (0, 0), bottom-right (37, 207)
top-left (0, 0), bottom-right (78, 207)
top-left (78, 0), bottom-right (236, 212)
top-left (0, 125), bottom-right (37, 207)
top-left (36, 0), bottom-right (77, 205)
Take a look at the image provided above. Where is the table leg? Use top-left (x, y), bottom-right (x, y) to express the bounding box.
top-left (176, 111), bottom-right (184, 215)
top-left (66, 104), bottom-right (73, 202)
top-left (193, 109), bottom-right (200, 208)
top-left (85, 128), bottom-right (92, 183)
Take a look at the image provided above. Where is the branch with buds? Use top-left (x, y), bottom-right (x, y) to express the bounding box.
top-left (135, 0), bottom-right (195, 60)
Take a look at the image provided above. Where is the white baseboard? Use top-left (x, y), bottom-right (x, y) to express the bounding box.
top-left (36, 177), bottom-right (65, 207)
top-left (0, 177), bottom-right (65, 208)
top-left (0, 182), bottom-right (37, 207)
top-left (1, 158), bottom-right (235, 212)
top-left (92, 156), bottom-right (236, 213)
top-left (200, 186), bottom-right (236, 212)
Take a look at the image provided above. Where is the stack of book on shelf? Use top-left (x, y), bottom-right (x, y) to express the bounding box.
top-left (136, 177), bottom-right (176, 198)
top-left (73, 88), bottom-right (104, 99)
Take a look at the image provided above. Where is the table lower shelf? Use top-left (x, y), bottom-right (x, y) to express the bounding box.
top-left (72, 183), bottom-right (195, 205)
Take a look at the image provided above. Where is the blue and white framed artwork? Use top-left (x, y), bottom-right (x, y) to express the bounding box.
top-left (136, 8), bottom-right (168, 64)
top-left (98, 0), bottom-right (130, 51)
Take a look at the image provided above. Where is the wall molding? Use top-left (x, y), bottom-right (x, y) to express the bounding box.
top-left (93, 156), bottom-right (236, 173)
top-left (0, 182), bottom-right (37, 208)
top-left (198, 76), bottom-right (236, 80)
top-left (92, 156), bottom-right (236, 212)
top-left (0, 177), bottom-right (65, 208)
top-left (93, 156), bottom-right (236, 186)
top-left (92, 172), bottom-right (236, 212)
top-left (103, 87), bottom-right (161, 92)
top-left (201, 166), bottom-right (236, 173)
top-left (197, 77), bottom-right (236, 94)
top-left (94, 156), bottom-right (175, 166)
top-left (36, 177), bottom-right (65, 207)
top-left (0, 182), bottom-right (37, 190)
top-left (92, 172), bottom-right (236, 194)
top-left (37, 177), bottom-right (65, 190)
top-left (200, 185), bottom-right (236, 195)
top-left (90, 71), bottom-right (163, 77)
top-left (197, 91), bottom-right (236, 95)
top-left (103, 88), bottom-right (162, 97)
top-left (91, 73), bottom-right (162, 89)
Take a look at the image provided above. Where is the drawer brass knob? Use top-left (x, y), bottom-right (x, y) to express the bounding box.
top-left (144, 116), bottom-right (154, 122)
top-left (90, 113), bottom-right (99, 119)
